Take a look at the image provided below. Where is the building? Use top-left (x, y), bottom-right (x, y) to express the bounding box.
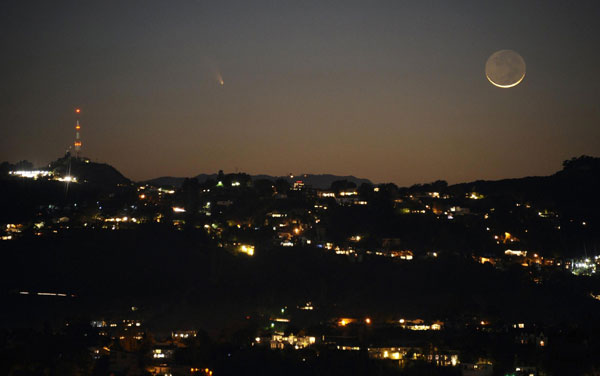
top-left (269, 333), bottom-right (316, 349)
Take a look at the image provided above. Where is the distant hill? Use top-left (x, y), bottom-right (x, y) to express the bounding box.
top-left (143, 173), bottom-right (372, 189)
top-left (144, 157), bottom-right (600, 198)
top-left (49, 154), bottom-right (130, 187)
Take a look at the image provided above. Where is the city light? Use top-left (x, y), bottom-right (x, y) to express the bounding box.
top-left (239, 244), bottom-right (255, 256)
top-left (57, 176), bottom-right (77, 183)
top-left (9, 170), bottom-right (53, 179)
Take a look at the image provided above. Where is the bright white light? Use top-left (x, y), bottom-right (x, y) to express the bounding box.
top-left (57, 176), bottom-right (77, 183)
top-left (9, 170), bottom-right (52, 179)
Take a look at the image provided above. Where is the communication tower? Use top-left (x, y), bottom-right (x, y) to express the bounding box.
top-left (74, 108), bottom-right (82, 159)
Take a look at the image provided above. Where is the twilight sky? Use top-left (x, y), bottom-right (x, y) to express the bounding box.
top-left (1, 0), bottom-right (599, 185)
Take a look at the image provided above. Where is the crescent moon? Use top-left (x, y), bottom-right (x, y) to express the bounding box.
top-left (485, 50), bottom-right (526, 88)
top-left (486, 72), bottom-right (525, 88)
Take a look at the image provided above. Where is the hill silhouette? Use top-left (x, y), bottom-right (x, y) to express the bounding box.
top-left (48, 154), bottom-right (130, 186)
top-left (144, 173), bottom-right (372, 189)
top-left (449, 155), bottom-right (600, 223)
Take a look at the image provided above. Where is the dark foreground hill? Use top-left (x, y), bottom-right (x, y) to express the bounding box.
top-left (2, 227), bottom-right (599, 333)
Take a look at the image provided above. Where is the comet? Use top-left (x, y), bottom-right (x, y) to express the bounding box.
top-left (205, 57), bottom-right (225, 86)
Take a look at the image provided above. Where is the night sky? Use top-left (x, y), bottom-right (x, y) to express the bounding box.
top-left (1, 1), bottom-right (599, 185)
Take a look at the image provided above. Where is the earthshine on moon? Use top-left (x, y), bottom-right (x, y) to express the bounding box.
top-left (485, 50), bottom-right (526, 88)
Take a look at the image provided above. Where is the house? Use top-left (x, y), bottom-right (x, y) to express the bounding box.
top-left (270, 333), bottom-right (316, 349)
top-left (461, 363), bottom-right (493, 376)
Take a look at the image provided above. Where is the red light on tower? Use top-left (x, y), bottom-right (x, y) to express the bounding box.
top-left (75, 108), bottom-right (81, 114)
